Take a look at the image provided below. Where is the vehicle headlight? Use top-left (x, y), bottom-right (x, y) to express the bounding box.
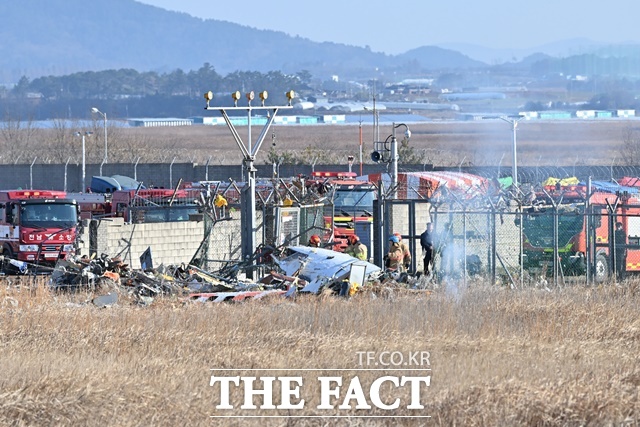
top-left (19, 245), bottom-right (39, 252)
top-left (63, 245), bottom-right (75, 252)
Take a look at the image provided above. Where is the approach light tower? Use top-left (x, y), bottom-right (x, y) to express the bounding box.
top-left (204, 90), bottom-right (294, 277)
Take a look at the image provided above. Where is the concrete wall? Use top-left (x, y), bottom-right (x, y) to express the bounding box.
top-left (76, 212), bottom-right (246, 270)
top-left (90, 218), bottom-right (205, 269)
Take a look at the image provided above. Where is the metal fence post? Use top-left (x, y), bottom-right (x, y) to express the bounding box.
top-left (462, 206), bottom-right (467, 288)
top-left (373, 183), bottom-right (385, 268)
top-left (553, 205), bottom-right (559, 287)
top-left (490, 209), bottom-right (496, 284)
top-left (408, 201), bottom-right (417, 273)
top-left (30, 156), bottom-right (37, 189)
top-left (585, 177), bottom-right (592, 285)
top-left (64, 157), bottom-right (71, 192)
top-left (169, 156), bottom-right (177, 188)
top-left (134, 157), bottom-right (140, 182)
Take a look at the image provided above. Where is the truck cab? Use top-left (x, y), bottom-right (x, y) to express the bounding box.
top-left (0, 190), bottom-right (79, 264)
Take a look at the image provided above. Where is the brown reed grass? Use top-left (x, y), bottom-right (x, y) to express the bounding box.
top-left (0, 278), bottom-right (638, 426)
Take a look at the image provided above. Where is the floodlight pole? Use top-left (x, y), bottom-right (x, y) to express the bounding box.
top-left (91, 108), bottom-right (108, 164)
top-left (499, 116), bottom-right (523, 188)
top-left (75, 131), bottom-right (92, 192)
top-left (390, 123), bottom-right (410, 200)
top-left (205, 91), bottom-right (293, 278)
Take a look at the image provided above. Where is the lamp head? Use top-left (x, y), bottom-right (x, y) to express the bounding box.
top-left (203, 91), bottom-right (214, 108)
top-left (285, 90), bottom-right (295, 106)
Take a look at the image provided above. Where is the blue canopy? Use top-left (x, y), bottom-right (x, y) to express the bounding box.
top-left (580, 180), bottom-right (639, 195)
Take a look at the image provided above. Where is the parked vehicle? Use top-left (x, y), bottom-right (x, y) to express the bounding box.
top-left (70, 188), bottom-right (201, 223)
top-left (521, 183), bottom-right (640, 282)
top-left (308, 171), bottom-right (376, 252)
top-left (0, 190), bottom-right (79, 264)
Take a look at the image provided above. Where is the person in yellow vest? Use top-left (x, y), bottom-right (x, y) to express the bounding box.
top-left (214, 194), bottom-right (228, 217)
top-left (345, 235), bottom-right (367, 261)
top-left (386, 234), bottom-right (405, 272)
top-left (394, 232), bottom-right (412, 271)
top-left (214, 194), bottom-right (227, 207)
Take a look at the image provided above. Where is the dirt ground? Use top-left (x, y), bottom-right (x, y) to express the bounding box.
top-left (123, 119), bottom-right (639, 167)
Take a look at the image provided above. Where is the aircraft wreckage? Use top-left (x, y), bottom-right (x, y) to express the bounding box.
top-left (0, 244), bottom-right (388, 306)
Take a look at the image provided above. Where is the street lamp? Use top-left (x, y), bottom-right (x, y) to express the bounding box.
top-left (391, 123), bottom-right (411, 199)
top-left (498, 115), bottom-right (523, 188)
top-left (75, 131), bottom-right (93, 192)
top-left (91, 107), bottom-right (108, 164)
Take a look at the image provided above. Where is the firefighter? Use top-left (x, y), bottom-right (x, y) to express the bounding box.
top-left (345, 234), bottom-right (367, 261)
top-left (386, 235), bottom-right (405, 271)
top-left (394, 232), bottom-right (412, 271)
top-left (308, 234), bottom-right (321, 248)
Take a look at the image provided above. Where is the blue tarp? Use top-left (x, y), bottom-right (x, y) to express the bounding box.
top-left (579, 180), bottom-right (639, 194)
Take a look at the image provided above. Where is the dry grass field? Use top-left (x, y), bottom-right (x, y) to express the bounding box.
top-left (1, 278), bottom-right (639, 426)
top-left (122, 119), bottom-right (640, 167)
top-left (9, 118), bottom-right (638, 168)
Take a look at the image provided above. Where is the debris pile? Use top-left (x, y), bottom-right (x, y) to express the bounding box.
top-left (1, 242), bottom-right (421, 306)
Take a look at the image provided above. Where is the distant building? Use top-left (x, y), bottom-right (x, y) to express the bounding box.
top-left (128, 118), bottom-right (192, 127)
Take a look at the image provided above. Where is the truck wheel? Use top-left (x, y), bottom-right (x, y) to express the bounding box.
top-left (594, 253), bottom-right (609, 284)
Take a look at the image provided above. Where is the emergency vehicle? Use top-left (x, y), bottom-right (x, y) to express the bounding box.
top-left (71, 189), bottom-right (201, 223)
top-left (521, 182), bottom-right (640, 282)
top-left (308, 171), bottom-right (376, 251)
top-left (110, 188), bottom-right (200, 223)
top-left (0, 190), bottom-right (79, 264)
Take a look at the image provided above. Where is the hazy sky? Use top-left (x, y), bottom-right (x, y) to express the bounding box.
top-left (137, 0), bottom-right (640, 55)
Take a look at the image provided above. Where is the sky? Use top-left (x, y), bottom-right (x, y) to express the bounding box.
top-left (137, 0), bottom-right (640, 55)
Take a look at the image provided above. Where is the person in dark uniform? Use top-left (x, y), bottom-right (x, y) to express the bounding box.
top-left (420, 222), bottom-right (434, 275)
top-left (615, 221), bottom-right (627, 281)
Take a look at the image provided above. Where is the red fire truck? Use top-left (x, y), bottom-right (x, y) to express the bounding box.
top-left (71, 188), bottom-right (201, 223)
top-left (521, 182), bottom-right (640, 282)
top-left (0, 190), bottom-right (79, 264)
top-left (308, 171), bottom-right (376, 251)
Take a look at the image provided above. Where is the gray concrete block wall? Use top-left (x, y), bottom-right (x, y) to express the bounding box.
top-left (76, 213), bottom-right (247, 270)
top-left (390, 202), bottom-right (431, 236)
top-left (93, 218), bottom-right (206, 269)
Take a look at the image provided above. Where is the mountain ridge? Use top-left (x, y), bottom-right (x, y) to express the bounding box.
top-left (0, 0), bottom-right (637, 84)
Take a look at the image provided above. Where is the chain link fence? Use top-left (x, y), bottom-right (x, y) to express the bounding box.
top-left (383, 200), bottom-right (640, 287)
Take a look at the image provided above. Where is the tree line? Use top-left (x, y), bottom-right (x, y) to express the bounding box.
top-left (2, 64), bottom-right (313, 121)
